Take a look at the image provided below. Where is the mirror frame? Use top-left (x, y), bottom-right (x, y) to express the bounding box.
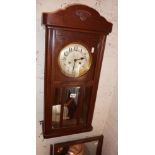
top-left (50, 135), bottom-right (103, 155)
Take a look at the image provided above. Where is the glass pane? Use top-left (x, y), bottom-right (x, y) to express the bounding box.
top-left (81, 86), bottom-right (92, 125)
top-left (52, 88), bottom-right (62, 128)
top-left (62, 87), bottom-right (80, 127)
top-left (52, 105), bottom-right (61, 128)
top-left (84, 141), bottom-right (98, 155)
top-left (52, 86), bottom-right (92, 128)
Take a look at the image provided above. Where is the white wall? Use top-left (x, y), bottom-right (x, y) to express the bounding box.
top-left (36, 0), bottom-right (117, 155)
top-left (102, 85), bottom-right (118, 155)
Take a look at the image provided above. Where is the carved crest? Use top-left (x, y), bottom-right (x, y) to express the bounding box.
top-left (75, 10), bottom-right (91, 21)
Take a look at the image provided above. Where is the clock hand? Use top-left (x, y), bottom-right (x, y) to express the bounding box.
top-left (72, 59), bottom-right (76, 72)
top-left (72, 57), bottom-right (85, 72)
top-left (75, 57), bottom-right (85, 61)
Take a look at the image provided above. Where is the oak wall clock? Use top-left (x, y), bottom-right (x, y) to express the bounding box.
top-left (42, 4), bottom-right (112, 138)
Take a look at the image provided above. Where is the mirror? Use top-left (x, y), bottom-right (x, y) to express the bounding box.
top-left (52, 135), bottom-right (103, 155)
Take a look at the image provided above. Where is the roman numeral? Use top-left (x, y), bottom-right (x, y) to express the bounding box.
top-left (61, 57), bottom-right (66, 61)
top-left (64, 51), bottom-right (69, 56)
top-left (69, 48), bottom-right (72, 52)
top-left (74, 46), bottom-right (78, 51)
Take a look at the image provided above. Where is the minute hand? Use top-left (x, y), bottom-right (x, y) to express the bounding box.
top-left (75, 57), bottom-right (85, 61)
top-left (72, 57), bottom-right (85, 72)
top-left (72, 60), bottom-right (76, 71)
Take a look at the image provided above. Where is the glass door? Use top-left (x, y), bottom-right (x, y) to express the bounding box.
top-left (52, 86), bottom-right (92, 129)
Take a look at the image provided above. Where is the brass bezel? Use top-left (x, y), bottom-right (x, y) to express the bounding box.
top-left (58, 43), bottom-right (92, 78)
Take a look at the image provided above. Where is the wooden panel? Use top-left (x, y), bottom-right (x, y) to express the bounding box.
top-left (43, 5), bottom-right (112, 34)
top-left (52, 28), bottom-right (100, 82)
top-left (50, 145), bottom-right (53, 155)
top-left (44, 27), bottom-right (52, 134)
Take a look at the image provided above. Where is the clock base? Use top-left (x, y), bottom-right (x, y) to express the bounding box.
top-left (42, 121), bottom-right (93, 138)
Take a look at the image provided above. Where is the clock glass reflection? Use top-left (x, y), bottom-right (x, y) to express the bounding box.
top-left (52, 86), bottom-right (92, 128)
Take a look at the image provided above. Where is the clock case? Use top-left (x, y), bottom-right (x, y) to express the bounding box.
top-left (42, 5), bottom-right (112, 138)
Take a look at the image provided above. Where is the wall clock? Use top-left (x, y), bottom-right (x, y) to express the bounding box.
top-left (42, 4), bottom-right (112, 138)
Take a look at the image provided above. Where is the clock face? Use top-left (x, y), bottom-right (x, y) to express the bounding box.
top-left (58, 43), bottom-right (92, 77)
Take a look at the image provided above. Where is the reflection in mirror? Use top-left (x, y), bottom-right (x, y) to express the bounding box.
top-left (53, 135), bottom-right (103, 155)
top-left (64, 87), bottom-right (80, 119)
top-left (52, 105), bottom-right (60, 128)
top-left (68, 144), bottom-right (85, 155)
top-left (82, 86), bottom-right (92, 125)
top-left (52, 88), bottom-right (62, 128)
top-left (52, 105), bottom-right (69, 122)
top-left (84, 141), bottom-right (98, 155)
top-left (52, 105), bottom-right (61, 122)
top-left (55, 141), bottom-right (98, 155)
top-left (62, 87), bottom-right (80, 127)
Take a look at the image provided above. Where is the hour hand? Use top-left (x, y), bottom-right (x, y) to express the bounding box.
top-left (75, 57), bottom-right (85, 61)
top-left (72, 57), bottom-right (84, 72)
top-left (72, 60), bottom-right (76, 72)
top-left (80, 57), bottom-right (85, 60)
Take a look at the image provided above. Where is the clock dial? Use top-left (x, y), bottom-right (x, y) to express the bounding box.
top-left (58, 43), bottom-right (92, 77)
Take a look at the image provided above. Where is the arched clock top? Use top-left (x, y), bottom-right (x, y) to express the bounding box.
top-left (42, 4), bottom-right (112, 34)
